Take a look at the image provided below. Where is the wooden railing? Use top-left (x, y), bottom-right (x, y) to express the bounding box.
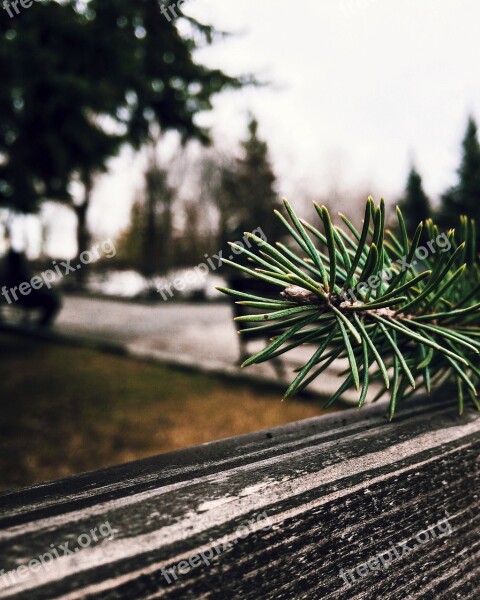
top-left (0, 394), bottom-right (479, 599)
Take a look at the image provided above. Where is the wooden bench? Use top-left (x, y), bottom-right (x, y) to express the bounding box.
top-left (0, 394), bottom-right (479, 599)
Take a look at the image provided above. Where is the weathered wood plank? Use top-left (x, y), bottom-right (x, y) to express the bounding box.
top-left (0, 395), bottom-right (479, 599)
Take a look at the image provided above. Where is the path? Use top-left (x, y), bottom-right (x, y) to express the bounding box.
top-left (48, 295), bottom-right (380, 402)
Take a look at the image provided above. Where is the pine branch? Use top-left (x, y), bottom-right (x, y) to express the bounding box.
top-left (219, 198), bottom-right (480, 417)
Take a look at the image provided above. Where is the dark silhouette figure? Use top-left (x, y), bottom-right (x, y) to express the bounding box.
top-left (227, 273), bottom-right (285, 379)
top-left (0, 250), bottom-right (62, 327)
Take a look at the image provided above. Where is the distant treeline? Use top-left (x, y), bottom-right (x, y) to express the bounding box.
top-left (116, 115), bottom-right (480, 275)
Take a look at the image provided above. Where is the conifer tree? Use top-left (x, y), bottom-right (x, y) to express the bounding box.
top-left (117, 159), bottom-right (174, 276)
top-left (439, 116), bottom-right (480, 247)
top-left (217, 117), bottom-right (283, 249)
top-left (142, 159), bottom-right (174, 277)
top-left (399, 167), bottom-right (430, 237)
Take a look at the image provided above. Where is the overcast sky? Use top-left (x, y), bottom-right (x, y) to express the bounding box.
top-left (191, 0), bottom-right (480, 197)
top-left (37, 0), bottom-right (480, 256)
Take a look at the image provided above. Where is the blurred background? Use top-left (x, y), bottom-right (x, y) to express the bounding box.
top-left (1, 0), bottom-right (479, 490)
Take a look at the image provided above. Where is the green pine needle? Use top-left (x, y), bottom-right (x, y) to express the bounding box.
top-left (218, 198), bottom-right (480, 416)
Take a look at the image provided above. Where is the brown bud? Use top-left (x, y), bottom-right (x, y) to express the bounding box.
top-left (280, 285), bottom-right (321, 304)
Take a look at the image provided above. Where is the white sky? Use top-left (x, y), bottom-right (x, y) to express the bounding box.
top-left (26, 0), bottom-right (480, 256)
top-left (189, 0), bottom-right (480, 199)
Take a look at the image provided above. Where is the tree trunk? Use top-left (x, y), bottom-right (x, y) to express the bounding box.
top-left (74, 173), bottom-right (92, 288)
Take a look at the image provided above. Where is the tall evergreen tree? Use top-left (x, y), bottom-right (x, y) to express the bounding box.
top-left (116, 198), bottom-right (144, 269)
top-left (117, 157), bottom-right (174, 277)
top-left (439, 116), bottom-right (480, 246)
top-left (217, 117), bottom-right (283, 248)
top-left (142, 157), bottom-right (174, 277)
top-left (398, 167), bottom-right (430, 237)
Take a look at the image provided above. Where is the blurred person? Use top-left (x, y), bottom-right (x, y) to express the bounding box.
top-left (0, 250), bottom-right (62, 327)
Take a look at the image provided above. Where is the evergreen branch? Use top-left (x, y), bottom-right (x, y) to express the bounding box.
top-left (219, 198), bottom-right (480, 416)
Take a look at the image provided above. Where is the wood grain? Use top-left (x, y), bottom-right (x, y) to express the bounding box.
top-left (0, 395), bottom-right (479, 599)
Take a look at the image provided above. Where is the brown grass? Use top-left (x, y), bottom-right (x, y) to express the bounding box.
top-left (0, 333), bottom-right (339, 491)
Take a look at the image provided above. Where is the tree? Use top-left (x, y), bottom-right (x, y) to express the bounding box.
top-left (216, 117), bottom-right (284, 249)
top-left (398, 167), bottom-right (430, 237)
top-left (117, 157), bottom-right (173, 277)
top-left (116, 198), bottom-right (144, 268)
top-left (0, 2), bottom-right (107, 216)
top-left (173, 200), bottom-right (212, 267)
top-left (439, 116), bottom-right (480, 247)
top-left (141, 157), bottom-right (174, 277)
top-left (0, 0), bottom-right (251, 274)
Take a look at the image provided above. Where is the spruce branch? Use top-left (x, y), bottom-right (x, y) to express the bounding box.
top-left (219, 198), bottom-right (480, 416)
